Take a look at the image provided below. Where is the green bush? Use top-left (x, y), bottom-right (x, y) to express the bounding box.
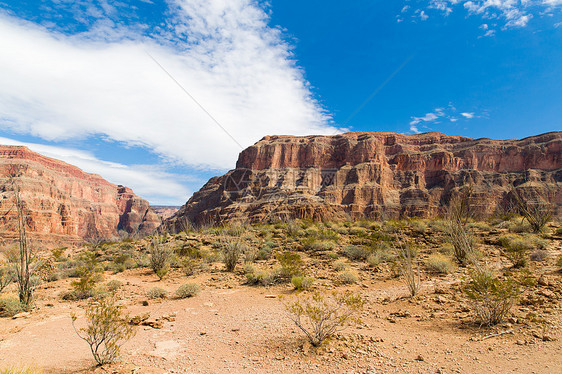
top-left (333, 260), bottom-right (349, 271)
top-left (291, 275), bottom-right (314, 290)
top-left (463, 269), bottom-right (519, 326)
top-left (342, 245), bottom-right (370, 261)
top-left (366, 249), bottom-right (394, 267)
top-left (425, 254), bottom-right (455, 274)
top-left (147, 287), bottom-right (168, 299)
top-left (556, 254), bottom-right (562, 268)
top-left (71, 296), bottom-right (136, 365)
top-left (275, 251), bottom-right (305, 278)
top-left (0, 365), bottom-right (43, 374)
top-left (498, 234), bottom-right (533, 268)
top-left (304, 240), bottom-right (337, 252)
top-left (340, 271), bottom-right (359, 284)
top-left (106, 280), bottom-right (123, 292)
top-left (175, 283), bottom-right (201, 299)
top-left (221, 239), bottom-right (244, 272)
top-left (0, 296), bottom-right (24, 317)
top-left (282, 291), bottom-right (364, 346)
top-left (148, 238), bottom-right (172, 280)
top-left (0, 267), bottom-right (15, 293)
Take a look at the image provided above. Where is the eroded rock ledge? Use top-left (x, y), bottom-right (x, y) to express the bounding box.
top-left (166, 131), bottom-right (562, 228)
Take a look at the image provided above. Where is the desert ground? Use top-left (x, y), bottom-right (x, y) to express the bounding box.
top-left (1, 218), bottom-right (561, 373)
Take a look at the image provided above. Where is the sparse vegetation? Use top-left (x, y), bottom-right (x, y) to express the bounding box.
top-left (426, 254), bottom-right (455, 274)
top-left (445, 187), bottom-right (477, 265)
top-left (282, 291), bottom-right (364, 347)
top-left (148, 236), bottom-right (172, 280)
top-left (0, 266), bottom-right (14, 293)
top-left (147, 286), bottom-right (168, 299)
top-left (511, 187), bottom-right (552, 233)
top-left (397, 242), bottom-right (421, 297)
top-left (0, 296), bottom-right (24, 317)
top-left (71, 296), bottom-right (135, 365)
top-left (221, 238), bottom-right (244, 272)
top-left (463, 268), bottom-right (519, 326)
top-left (275, 251), bottom-right (305, 279)
top-left (175, 283), bottom-right (201, 298)
top-left (291, 275), bottom-right (314, 290)
top-left (340, 270), bottom-right (359, 284)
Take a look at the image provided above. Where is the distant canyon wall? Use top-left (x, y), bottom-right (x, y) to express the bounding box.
top-left (0, 146), bottom-right (161, 246)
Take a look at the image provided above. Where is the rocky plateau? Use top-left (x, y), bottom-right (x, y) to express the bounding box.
top-left (166, 131), bottom-right (562, 228)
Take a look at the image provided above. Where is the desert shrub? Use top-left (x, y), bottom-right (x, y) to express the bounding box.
top-left (245, 267), bottom-right (276, 286)
top-left (366, 248), bottom-right (394, 267)
top-left (498, 234), bottom-right (533, 268)
top-left (291, 276), bottom-right (314, 290)
top-left (303, 239), bottom-right (337, 253)
top-left (0, 267), bottom-right (15, 293)
top-left (182, 258), bottom-right (200, 276)
top-left (511, 187), bottom-right (552, 233)
top-left (255, 244), bottom-right (273, 261)
top-left (175, 283), bottom-right (201, 299)
top-left (0, 365), bottom-right (43, 374)
top-left (556, 227), bottom-right (562, 236)
top-left (408, 220), bottom-right (427, 234)
top-left (106, 280), bottom-right (123, 292)
top-left (282, 291), bottom-right (364, 347)
top-left (221, 238), bottom-right (244, 272)
top-left (275, 251), bottom-right (305, 279)
top-left (463, 268), bottom-right (518, 326)
top-left (397, 243), bottom-right (421, 297)
top-left (71, 296), bottom-right (136, 365)
top-left (426, 254), bottom-right (455, 274)
top-left (445, 187), bottom-right (478, 265)
top-left (333, 260), bottom-right (349, 271)
top-left (342, 245), bottom-right (370, 261)
top-left (530, 250), bottom-right (548, 262)
top-left (148, 237), bottom-right (172, 280)
top-left (0, 296), bottom-right (24, 317)
top-left (340, 271), bottom-right (359, 284)
top-left (147, 287), bottom-right (168, 299)
top-left (63, 252), bottom-right (104, 300)
top-left (51, 247), bottom-right (68, 262)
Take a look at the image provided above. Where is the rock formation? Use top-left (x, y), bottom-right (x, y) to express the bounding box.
top-left (166, 131), bottom-right (561, 229)
top-left (0, 146), bottom-right (161, 246)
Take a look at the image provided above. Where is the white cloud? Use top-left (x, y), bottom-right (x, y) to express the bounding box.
top-left (0, 137), bottom-right (191, 205)
top-left (411, 1), bottom-right (562, 31)
top-left (0, 1), bottom-right (339, 172)
top-left (408, 105), bottom-right (477, 133)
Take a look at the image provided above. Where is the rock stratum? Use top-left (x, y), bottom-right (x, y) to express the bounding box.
top-left (166, 131), bottom-right (562, 228)
top-left (0, 146), bottom-right (160, 246)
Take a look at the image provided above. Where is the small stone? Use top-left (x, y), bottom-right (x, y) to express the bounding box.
top-left (516, 340), bottom-right (525, 345)
top-left (416, 354), bottom-right (425, 361)
top-left (12, 312), bottom-right (30, 319)
top-left (265, 295), bottom-right (276, 298)
top-left (200, 331), bottom-right (207, 335)
top-left (141, 300), bottom-right (149, 306)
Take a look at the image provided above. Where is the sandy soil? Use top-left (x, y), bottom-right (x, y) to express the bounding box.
top-left (1, 224), bottom-right (561, 373)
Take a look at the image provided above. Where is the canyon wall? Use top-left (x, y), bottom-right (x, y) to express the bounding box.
top-left (0, 146), bottom-right (160, 246)
top-left (166, 131), bottom-right (561, 229)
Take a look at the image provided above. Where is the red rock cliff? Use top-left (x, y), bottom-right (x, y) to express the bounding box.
top-left (0, 146), bottom-right (161, 245)
top-left (166, 131), bottom-right (561, 228)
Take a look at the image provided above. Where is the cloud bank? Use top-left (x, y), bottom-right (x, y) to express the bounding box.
top-left (0, 0), bottom-right (338, 171)
top-left (0, 137), bottom-right (190, 205)
top-left (400, 1), bottom-right (562, 32)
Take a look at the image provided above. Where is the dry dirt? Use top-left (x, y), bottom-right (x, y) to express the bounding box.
top-left (1, 224), bottom-right (561, 374)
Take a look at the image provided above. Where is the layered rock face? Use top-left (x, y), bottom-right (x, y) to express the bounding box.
top-left (0, 146), bottom-right (160, 245)
top-left (166, 131), bottom-right (561, 229)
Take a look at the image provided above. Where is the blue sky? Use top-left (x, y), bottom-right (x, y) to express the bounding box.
top-left (0, 1), bottom-right (561, 205)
